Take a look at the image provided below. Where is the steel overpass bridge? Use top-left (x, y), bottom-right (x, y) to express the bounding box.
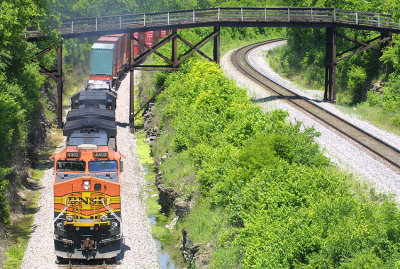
top-left (27, 7), bottom-right (400, 128)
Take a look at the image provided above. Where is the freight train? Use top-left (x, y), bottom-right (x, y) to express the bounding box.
top-left (50, 30), bottom-right (170, 261)
top-left (90, 30), bottom-right (171, 87)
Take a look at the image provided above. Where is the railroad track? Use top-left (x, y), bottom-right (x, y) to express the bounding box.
top-left (232, 39), bottom-right (400, 170)
top-left (58, 259), bottom-right (117, 269)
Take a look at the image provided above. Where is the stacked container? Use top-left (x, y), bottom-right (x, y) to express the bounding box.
top-left (89, 43), bottom-right (115, 83)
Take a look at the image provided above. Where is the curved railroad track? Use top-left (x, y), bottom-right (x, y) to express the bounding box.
top-left (232, 39), bottom-right (400, 170)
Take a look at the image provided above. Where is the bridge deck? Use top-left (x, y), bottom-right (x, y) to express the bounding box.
top-left (27, 7), bottom-right (400, 40)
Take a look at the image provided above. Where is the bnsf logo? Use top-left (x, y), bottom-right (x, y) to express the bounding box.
top-left (67, 197), bottom-right (103, 205)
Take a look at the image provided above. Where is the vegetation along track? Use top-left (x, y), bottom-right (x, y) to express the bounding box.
top-left (232, 39), bottom-right (400, 170)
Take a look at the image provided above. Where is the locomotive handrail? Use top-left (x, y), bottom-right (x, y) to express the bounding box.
top-left (27, 7), bottom-right (400, 40)
top-left (102, 198), bottom-right (122, 224)
top-left (54, 198), bottom-right (72, 223)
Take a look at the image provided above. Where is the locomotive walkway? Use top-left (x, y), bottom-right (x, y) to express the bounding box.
top-left (28, 7), bottom-right (400, 128)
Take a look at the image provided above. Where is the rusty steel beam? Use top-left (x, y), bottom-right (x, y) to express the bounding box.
top-left (324, 30), bottom-right (391, 104)
top-left (132, 33), bottom-right (177, 65)
top-left (336, 32), bottom-right (380, 52)
top-left (177, 35), bottom-right (213, 62)
top-left (56, 45), bottom-right (63, 128)
top-left (336, 36), bottom-right (381, 57)
top-left (324, 30), bottom-right (330, 101)
top-left (133, 65), bottom-right (179, 71)
top-left (33, 45), bottom-right (64, 128)
top-left (132, 84), bottom-right (165, 120)
top-left (336, 36), bottom-right (391, 63)
top-left (331, 29), bottom-right (337, 103)
top-left (172, 29), bottom-right (178, 67)
top-left (213, 26), bottom-right (220, 64)
top-left (129, 34), bottom-right (135, 130)
top-left (177, 30), bottom-right (220, 66)
top-left (324, 27), bottom-right (336, 103)
top-left (30, 46), bottom-right (56, 61)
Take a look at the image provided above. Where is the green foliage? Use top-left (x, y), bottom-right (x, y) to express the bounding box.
top-left (368, 73), bottom-right (400, 112)
top-left (269, 0), bottom-right (400, 108)
top-left (348, 65), bottom-right (367, 103)
top-left (0, 0), bottom-right (54, 225)
top-left (150, 58), bottom-right (400, 267)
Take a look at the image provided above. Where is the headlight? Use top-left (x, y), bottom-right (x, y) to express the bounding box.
top-left (57, 222), bottom-right (63, 229)
top-left (66, 215), bottom-right (73, 222)
top-left (83, 180), bottom-right (90, 190)
top-left (112, 222), bottom-right (118, 227)
top-left (100, 214), bottom-right (107, 222)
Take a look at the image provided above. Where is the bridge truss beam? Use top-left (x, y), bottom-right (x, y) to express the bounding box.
top-left (129, 26), bottom-right (220, 129)
top-left (31, 45), bottom-right (64, 128)
top-left (324, 29), bottom-right (391, 103)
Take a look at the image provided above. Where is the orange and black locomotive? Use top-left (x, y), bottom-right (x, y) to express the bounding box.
top-left (50, 80), bottom-right (123, 260)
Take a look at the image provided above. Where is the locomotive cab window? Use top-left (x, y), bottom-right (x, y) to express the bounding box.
top-left (89, 160), bottom-right (118, 172)
top-left (56, 161), bottom-right (85, 172)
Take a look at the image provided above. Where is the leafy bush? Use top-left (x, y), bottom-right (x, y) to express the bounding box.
top-left (0, 0), bottom-right (51, 224)
top-left (149, 59), bottom-right (400, 268)
top-left (348, 65), bottom-right (367, 103)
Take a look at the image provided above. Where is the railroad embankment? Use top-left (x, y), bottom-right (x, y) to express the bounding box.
top-left (142, 58), bottom-right (400, 268)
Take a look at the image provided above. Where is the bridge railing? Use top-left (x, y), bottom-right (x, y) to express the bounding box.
top-left (27, 7), bottom-right (400, 38)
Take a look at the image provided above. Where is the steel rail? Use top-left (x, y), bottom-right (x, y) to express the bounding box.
top-left (232, 39), bottom-right (400, 169)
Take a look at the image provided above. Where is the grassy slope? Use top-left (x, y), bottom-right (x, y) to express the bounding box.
top-left (143, 53), bottom-right (400, 268)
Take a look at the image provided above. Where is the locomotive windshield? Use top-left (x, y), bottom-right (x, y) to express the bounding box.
top-left (56, 161), bottom-right (85, 172)
top-left (89, 160), bottom-right (118, 172)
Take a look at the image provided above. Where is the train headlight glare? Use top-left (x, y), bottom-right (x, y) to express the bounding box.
top-left (100, 214), bottom-right (107, 222)
top-left (57, 222), bottom-right (63, 229)
top-left (66, 215), bottom-right (73, 222)
top-left (83, 180), bottom-right (90, 190)
top-left (112, 222), bottom-right (118, 227)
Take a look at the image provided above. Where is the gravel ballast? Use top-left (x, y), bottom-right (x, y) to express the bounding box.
top-left (115, 72), bottom-right (159, 269)
top-left (221, 41), bottom-right (400, 203)
top-left (21, 72), bottom-right (159, 268)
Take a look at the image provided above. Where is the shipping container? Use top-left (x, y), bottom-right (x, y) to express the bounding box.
top-left (89, 74), bottom-right (113, 82)
top-left (160, 30), bottom-right (170, 39)
top-left (145, 31), bottom-right (154, 47)
top-left (97, 36), bottom-right (122, 75)
top-left (105, 34), bottom-right (129, 67)
top-left (90, 43), bottom-right (115, 76)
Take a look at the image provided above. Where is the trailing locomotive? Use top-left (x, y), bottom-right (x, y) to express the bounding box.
top-left (50, 29), bottom-right (171, 261)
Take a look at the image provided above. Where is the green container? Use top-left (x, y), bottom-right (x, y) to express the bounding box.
top-left (90, 43), bottom-right (115, 75)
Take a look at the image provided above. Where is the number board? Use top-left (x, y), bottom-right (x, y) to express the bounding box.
top-left (66, 152), bottom-right (80, 158)
top-left (94, 152), bottom-right (108, 158)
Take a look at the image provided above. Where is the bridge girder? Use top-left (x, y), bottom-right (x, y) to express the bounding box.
top-left (129, 26), bottom-right (221, 129)
top-left (324, 29), bottom-right (392, 103)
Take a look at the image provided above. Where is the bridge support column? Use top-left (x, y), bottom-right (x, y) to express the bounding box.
top-left (213, 26), bottom-right (220, 64)
top-left (31, 44), bottom-right (64, 128)
top-left (324, 27), bottom-right (337, 103)
top-left (130, 68), bottom-right (135, 130)
top-left (56, 45), bottom-right (63, 128)
top-left (129, 33), bottom-right (135, 130)
top-left (172, 29), bottom-right (178, 67)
